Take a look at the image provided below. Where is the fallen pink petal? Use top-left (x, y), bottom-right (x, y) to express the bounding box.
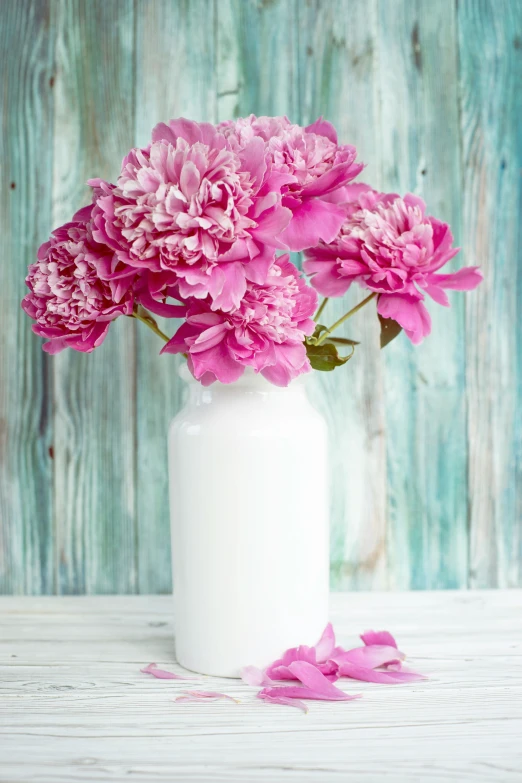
top-left (242, 623), bottom-right (425, 710)
top-left (360, 630), bottom-right (398, 648)
top-left (265, 644), bottom-right (318, 680)
top-left (140, 662), bottom-right (193, 680)
top-left (240, 666), bottom-right (275, 687)
top-left (314, 622), bottom-right (336, 662)
top-left (337, 660), bottom-right (427, 684)
top-left (260, 684), bottom-right (361, 702)
top-left (258, 693), bottom-right (309, 713)
top-left (175, 690), bottom-right (240, 703)
top-left (331, 644), bottom-right (405, 669)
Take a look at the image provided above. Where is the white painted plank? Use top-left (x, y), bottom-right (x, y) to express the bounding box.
top-left (0, 593), bottom-right (521, 782)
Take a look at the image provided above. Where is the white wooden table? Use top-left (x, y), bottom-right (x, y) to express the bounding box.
top-left (1, 592), bottom-right (521, 783)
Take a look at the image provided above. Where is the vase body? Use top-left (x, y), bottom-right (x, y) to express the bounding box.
top-left (168, 367), bottom-right (329, 677)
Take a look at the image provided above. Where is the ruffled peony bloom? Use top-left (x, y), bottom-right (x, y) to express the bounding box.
top-left (21, 208), bottom-right (135, 354)
top-left (303, 186), bottom-right (483, 343)
top-left (90, 119), bottom-right (292, 312)
top-left (218, 115), bottom-right (364, 251)
top-left (162, 254), bottom-right (317, 386)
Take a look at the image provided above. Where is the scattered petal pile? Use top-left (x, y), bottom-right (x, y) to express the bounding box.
top-left (139, 625), bottom-right (425, 715)
top-left (241, 623), bottom-right (426, 712)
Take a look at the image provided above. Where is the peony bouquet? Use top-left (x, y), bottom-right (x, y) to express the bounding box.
top-left (22, 115), bottom-right (482, 386)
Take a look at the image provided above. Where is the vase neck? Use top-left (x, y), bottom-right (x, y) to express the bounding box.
top-left (179, 364), bottom-right (309, 403)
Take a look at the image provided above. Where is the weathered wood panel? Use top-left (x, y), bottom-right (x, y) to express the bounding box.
top-left (458, 0), bottom-right (522, 587)
top-left (297, 0), bottom-right (388, 590)
top-left (134, 0), bottom-right (216, 593)
top-left (51, 0), bottom-right (137, 593)
top-left (0, 0), bottom-right (520, 593)
top-left (376, 0), bottom-right (468, 589)
top-left (0, 0), bottom-right (55, 594)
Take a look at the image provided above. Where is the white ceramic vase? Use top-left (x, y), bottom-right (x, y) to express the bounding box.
top-left (168, 365), bottom-right (329, 677)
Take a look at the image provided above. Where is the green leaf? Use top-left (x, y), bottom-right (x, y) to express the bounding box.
top-left (327, 337), bottom-right (360, 346)
top-left (306, 340), bottom-right (355, 372)
top-left (378, 314), bottom-right (402, 348)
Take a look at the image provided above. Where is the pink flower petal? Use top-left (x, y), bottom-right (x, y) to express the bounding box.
top-left (279, 199), bottom-right (347, 251)
top-left (337, 661), bottom-right (426, 684)
top-left (265, 644), bottom-right (318, 680)
top-left (377, 293), bottom-right (432, 345)
top-left (175, 690), bottom-right (239, 703)
top-left (258, 693), bottom-right (309, 714)
top-left (284, 660), bottom-right (360, 700)
top-left (332, 644), bottom-right (404, 669)
top-left (360, 630), bottom-right (398, 648)
top-left (240, 666), bottom-right (275, 687)
top-left (314, 622), bottom-right (336, 663)
top-left (427, 266), bottom-right (483, 291)
top-left (260, 684), bottom-right (361, 702)
top-left (305, 116), bottom-right (338, 143)
top-left (423, 283), bottom-right (450, 307)
top-left (140, 663), bottom-right (193, 680)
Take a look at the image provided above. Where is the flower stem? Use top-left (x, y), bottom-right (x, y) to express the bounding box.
top-left (316, 292), bottom-right (377, 345)
top-left (131, 308), bottom-right (170, 343)
top-left (314, 297), bottom-right (329, 323)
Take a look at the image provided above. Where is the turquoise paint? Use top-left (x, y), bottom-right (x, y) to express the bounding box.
top-left (0, 0), bottom-right (520, 594)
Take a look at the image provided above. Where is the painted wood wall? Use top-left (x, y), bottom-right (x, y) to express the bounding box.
top-left (0, 0), bottom-right (520, 595)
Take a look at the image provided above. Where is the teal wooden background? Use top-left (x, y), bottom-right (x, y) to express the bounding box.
top-left (1, 0), bottom-right (521, 595)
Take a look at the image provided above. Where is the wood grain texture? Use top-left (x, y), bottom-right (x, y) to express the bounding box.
top-left (0, 0), bottom-right (55, 594)
top-left (297, 1), bottom-right (387, 590)
top-left (1, 592), bottom-right (521, 782)
top-left (0, 0), bottom-right (520, 594)
top-left (376, 0), bottom-right (468, 589)
top-left (51, 0), bottom-right (137, 594)
top-left (458, 0), bottom-right (522, 588)
top-left (134, 0), bottom-right (217, 593)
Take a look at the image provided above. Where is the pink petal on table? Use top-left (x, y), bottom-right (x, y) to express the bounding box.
top-left (240, 666), bottom-right (275, 687)
top-left (314, 622), bottom-right (336, 663)
top-left (260, 685), bottom-right (361, 702)
top-left (331, 645), bottom-right (405, 669)
top-left (360, 630), bottom-right (398, 648)
top-left (266, 644), bottom-right (317, 680)
top-left (337, 661), bottom-right (426, 684)
top-left (258, 693), bottom-right (309, 714)
top-left (140, 663), bottom-right (192, 680)
top-left (175, 690), bottom-right (239, 703)
top-left (267, 660), bottom-right (360, 701)
top-left (318, 660), bottom-right (340, 678)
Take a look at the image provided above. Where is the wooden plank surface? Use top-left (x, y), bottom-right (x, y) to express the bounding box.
top-left (0, 0), bottom-right (55, 594)
top-left (134, 0), bottom-right (217, 594)
top-left (296, 1), bottom-right (388, 590)
top-left (51, 0), bottom-right (137, 594)
top-left (0, 592), bottom-right (521, 782)
top-left (458, 0), bottom-right (522, 588)
top-left (376, 0), bottom-right (468, 589)
top-left (0, 0), bottom-right (520, 594)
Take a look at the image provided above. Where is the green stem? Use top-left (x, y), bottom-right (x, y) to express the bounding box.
top-left (131, 309), bottom-right (170, 343)
top-left (314, 297), bottom-right (329, 323)
top-left (316, 292), bottom-right (377, 346)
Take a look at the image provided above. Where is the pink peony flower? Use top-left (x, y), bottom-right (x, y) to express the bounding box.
top-left (218, 115), bottom-right (364, 251)
top-left (21, 208), bottom-right (135, 354)
top-left (90, 118), bottom-right (292, 312)
top-left (303, 186), bottom-right (483, 343)
top-left (162, 254), bottom-right (317, 386)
